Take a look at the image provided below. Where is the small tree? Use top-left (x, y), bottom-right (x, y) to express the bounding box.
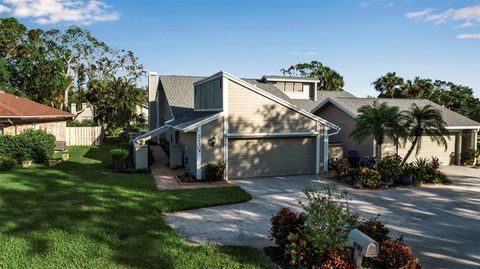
top-left (350, 102), bottom-right (406, 159)
top-left (401, 104), bottom-right (448, 165)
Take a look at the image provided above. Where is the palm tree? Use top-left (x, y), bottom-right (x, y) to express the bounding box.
top-left (400, 104), bottom-right (448, 165)
top-left (350, 102), bottom-right (407, 159)
top-left (372, 72), bottom-right (404, 98)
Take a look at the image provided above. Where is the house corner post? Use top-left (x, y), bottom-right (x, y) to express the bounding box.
top-left (222, 76), bottom-right (229, 180)
top-left (196, 126), bottom-right (202, 180)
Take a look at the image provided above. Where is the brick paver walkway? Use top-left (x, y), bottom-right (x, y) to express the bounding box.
top-left (149, 145), bottom-right (231, 190)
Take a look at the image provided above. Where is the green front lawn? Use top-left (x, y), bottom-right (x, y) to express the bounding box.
top-left (0, 141), bottom-right (274, 268)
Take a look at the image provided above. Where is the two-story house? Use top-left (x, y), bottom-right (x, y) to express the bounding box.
top-left (136, 71), bottom-right (340, 180)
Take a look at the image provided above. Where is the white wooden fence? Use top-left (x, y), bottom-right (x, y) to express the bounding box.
top-left (65, 126), bottom-right (104, 146)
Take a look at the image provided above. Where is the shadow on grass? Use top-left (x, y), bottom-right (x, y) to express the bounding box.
top-left (0, 144), bottom-right (271, 269)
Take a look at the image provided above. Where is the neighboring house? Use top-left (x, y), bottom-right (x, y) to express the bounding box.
top-left (139, 71), bottom-right (340, 179)
top-left (314, 98), bottom-right (480, 165)
top-left (0, 91), bottom-right (73, 141)
top-left (71, 103), bottom-right (94, 122)
top-left (71, 103), bottom-right (148, 123)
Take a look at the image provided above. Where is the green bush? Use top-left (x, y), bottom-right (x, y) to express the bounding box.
top-left (334, 158), bottom-right (350, 179)
top-left (110, 148), bottom-right (129, 171)
top-left (356, 167), bottom-right (383, 189)
top-left (410, 157), bottom-right (450, 184)
top-left (66, 120), bottom-right (97, 127)
top-left (0, 155), bottom-right (16, 171)
top-left (285, 232), bottom-right (316, 267)
top-left (319, 248), bottom-right (355, 269)
top-left (301, 187), bottom-right (358, 255)
top-left (375, 239), bottom-right (420, 269)
top-left (377, 155), bottom-right (402, 185)
top-left (270, 207), bottom-right (304, 250)
top-left (203, 162), bottom-right (226, 181)
top-left (358, 216), bottom-right (390, 243)
top-left (462, 148), bottom-right (479, 166)
top-left (0, 129), bottom-right (55, 163)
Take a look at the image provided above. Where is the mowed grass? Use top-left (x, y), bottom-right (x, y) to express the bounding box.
top-left (0, 140), bottom-right (274, 269)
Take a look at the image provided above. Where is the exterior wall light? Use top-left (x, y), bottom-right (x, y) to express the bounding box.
top-left (208, 137), bottom-right (216, 147)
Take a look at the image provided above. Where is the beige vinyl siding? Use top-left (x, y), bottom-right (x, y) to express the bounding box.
top-left (228, 137), bottom-right (315, 178)
top-left (228, 80), bottom-right (317, 133)
top-left (194, 77), bottom-right (223, 110)
top-left (384, 133), bottom-right (457, 165)
top-left (201, 116), bottom-right (225, 166)
top-left (179, 132), bottom-right (197, 176)
top-left (315, 103), bottom-right (374, 157)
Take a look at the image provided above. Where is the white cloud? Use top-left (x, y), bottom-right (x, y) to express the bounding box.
top-left (456, 33), bottom-right (480, 39)
top-left (289, 51), bottom-right (319, 56)
top-left (0, 0), bottom-right (119, 25)
top-left (405, 5), bottom-right (480, 28)
top-left (0, 4), bottom-right (11, 13)
top-left (405, 8), bottom-right (434, 19)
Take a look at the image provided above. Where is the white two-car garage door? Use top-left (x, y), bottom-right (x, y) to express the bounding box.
top-left (228, 137), bottom-right (315, 179)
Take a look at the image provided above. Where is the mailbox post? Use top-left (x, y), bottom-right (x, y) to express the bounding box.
top-left (348, 229), bottom-right (379, 268)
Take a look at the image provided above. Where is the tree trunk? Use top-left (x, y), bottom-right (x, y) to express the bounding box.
top-left (377, 142), bottom-right (383, 160)
top-left (401, 137), bottom-right (419, 166)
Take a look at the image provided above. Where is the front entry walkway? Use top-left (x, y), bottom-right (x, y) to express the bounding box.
top-left (150, 145), bottom-right (231, 190)
top-left (164, 167), bottom-right (480, 269)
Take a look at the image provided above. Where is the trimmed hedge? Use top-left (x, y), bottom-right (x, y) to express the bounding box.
top-left (110, 148), bottom-right (129, 171)
top-left (0, 155), bottom-right (16, 171)
top-left (0, 129), bottom-right (55, 163)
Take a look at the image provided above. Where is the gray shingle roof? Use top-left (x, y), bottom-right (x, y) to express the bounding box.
top-left (168, 110), bottom-right (222, 130)
top-left (159, 75), bottom-right (292, 118)
top-left (329, 98), bottom-right (480, 127)
top-left (262, 75), bottom-right (320, 81)
top-left (291, 91), bottom-right (356, 112)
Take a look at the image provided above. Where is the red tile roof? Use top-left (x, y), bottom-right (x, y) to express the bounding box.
top-left (0, 91), bottom-right (73, 119)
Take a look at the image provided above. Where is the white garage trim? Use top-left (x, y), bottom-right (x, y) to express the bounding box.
top-left (323, 127), bottom-right (329, 173)
top-left (227, 132), bottom-right (319, 138)
top-left (196, 126), bottom-right (202, 180)
top-left (223, 76), bottom-right (230, 180)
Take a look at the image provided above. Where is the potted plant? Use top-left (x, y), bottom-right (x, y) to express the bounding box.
top-left (400, 164), bottom-right (414, 185)
top-left (19, 149), bottom-right (32, 168)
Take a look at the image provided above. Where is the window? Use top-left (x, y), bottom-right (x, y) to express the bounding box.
top-left (294, 82), bottom-right (303, 92)
top-left (303, 84), bottom-right (311, 93)
top-left (0, 124), bottom-right (4, 135)
top-left (285, 82), bottom-right (294, 92)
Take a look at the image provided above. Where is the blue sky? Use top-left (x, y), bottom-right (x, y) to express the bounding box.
top-left (1, 0), bottom-right (479, 97)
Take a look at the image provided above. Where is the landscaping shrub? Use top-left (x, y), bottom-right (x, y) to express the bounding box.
top-left (110, 148), bottom-right (129, 171)
top-left (375, 239), bottom-right (420, 269)
top-left (0, 155), bottom-right (16, 171)
top-left (377, 155), bottom-right (403, 185)
top-left (430, 156), bottom-right (440, 170)
top-left (301, 187), bottom-right (358, 255)
top-left (66, 120), bottom-right (96, 127)
top-left (409, 157), bottom-right (449, 184)
top-left (285, 232), bottom-right (316, 267)
top-left (319, 248), bottom-right (356, 269)
top-left (203, 162), bottom-right (226, 181)
top-left (334, 158), bottom-right (350, 179)
top-left (21, 129), bottom-right (56, 162)
top-left (270, 207), bottom-right (304, 250)
top-left (356, 167), bottom-right (383, 189)
top-left (462, 148), bottom-right (479, 166)
top-left (0, 129), bottom-right (55, 163)
top-left (358, 216), bottom-right (390, 243)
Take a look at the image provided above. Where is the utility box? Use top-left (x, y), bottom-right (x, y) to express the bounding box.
top-left (134, 143), bottom-right (149, 170)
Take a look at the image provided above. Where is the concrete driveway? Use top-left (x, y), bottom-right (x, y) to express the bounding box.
top-left (164, 166), bottom-right (480, 269)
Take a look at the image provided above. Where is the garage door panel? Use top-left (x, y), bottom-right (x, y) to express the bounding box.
top-left (228, 137), bottom-right (315, 178)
